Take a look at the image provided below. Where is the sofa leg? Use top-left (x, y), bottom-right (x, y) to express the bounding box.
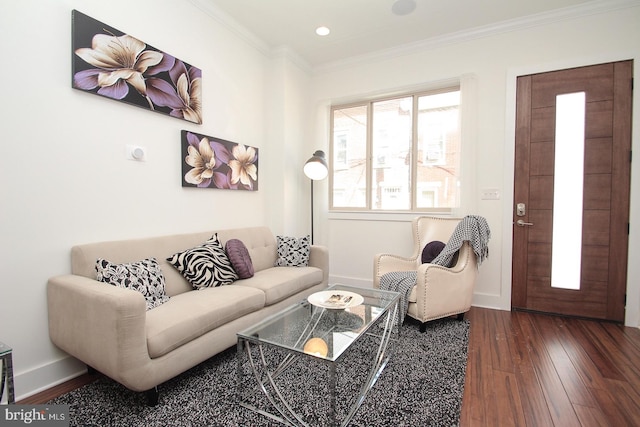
top-left (146, 387), bottom-right (159, 406)
top-left (457, 312), bottom-right (465, 321)
top-left (419, 322), bottom-right (427, 333)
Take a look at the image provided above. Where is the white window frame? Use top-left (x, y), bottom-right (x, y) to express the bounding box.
top-left (329, 84), bottom-right (467, 214)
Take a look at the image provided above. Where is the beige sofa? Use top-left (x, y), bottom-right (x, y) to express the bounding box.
top-left (47, 226), bottom-right (328, 404)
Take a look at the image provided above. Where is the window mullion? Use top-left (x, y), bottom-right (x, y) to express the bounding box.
top-left (410, 95), bottom-right (419, 210)
top-left (366, 101), bottom-right (373, 210)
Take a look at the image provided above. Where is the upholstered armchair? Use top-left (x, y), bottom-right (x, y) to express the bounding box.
top-left (373, 216), bottom-right (478, 331)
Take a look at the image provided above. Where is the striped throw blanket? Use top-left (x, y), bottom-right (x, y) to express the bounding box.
top-left (380, 215), bottom-right (491, 325)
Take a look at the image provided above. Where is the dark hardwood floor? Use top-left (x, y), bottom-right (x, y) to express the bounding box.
top-left (461, 307), bottom-right (640, 426)
top-left (19, 307), bottom-right (640, 426)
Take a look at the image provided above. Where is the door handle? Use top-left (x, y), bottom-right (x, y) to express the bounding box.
top-left (516, 220), bottom-right (533, 227)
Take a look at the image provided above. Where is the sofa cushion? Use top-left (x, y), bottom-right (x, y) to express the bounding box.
top-left (69, 227), bottom-right (280, 297)
top-left (225, 239), bottom-right (254, 279)
top-left (96, 257), bottom-right (170, 310)
top-left (234, 266), bottom-right (323, 305)
top-left (167, 234), bottom-right (238, 290)
top-left (145, 285), bottom-right (265, 358)
top-left (274, 235), bottom-right (310, 267)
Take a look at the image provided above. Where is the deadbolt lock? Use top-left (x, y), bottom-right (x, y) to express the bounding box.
top-left (516, 203), bottom-right (526, 216)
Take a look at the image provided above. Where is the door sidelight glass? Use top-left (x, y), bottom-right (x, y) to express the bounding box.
top-left (551, 92), bottom-right (586, 290)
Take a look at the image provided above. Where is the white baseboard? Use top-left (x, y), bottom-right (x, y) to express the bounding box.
top-left (329, 274), bottom-right (373, 289)
top-left (12, 356), bottom-right (86, 402)
top-left (472, 292), bottom-right (509, 311)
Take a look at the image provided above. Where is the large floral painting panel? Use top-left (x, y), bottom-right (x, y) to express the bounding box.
top-left (181, 130), bottom-right (259, 191)
top-left (72, 10), bottom-right (202, 124)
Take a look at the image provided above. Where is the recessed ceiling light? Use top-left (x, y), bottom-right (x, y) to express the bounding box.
top-left (392, 0), bottom-right (416, 16)
top-left (315, 26), bottom-right (330, 36)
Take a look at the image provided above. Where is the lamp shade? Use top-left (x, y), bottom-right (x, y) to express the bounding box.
top-left (303, 150), bottom-right (328, 180)
top-left (303, 337), bottom-right (328, 357)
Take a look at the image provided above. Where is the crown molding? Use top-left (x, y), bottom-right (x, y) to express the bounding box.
top-left (271, 46), bottom-right (313, 74)
top-left (188, 0), bottom-right (637, 75)
top-left (187, 0), bottom-right (272, 57)
top-left (314, 0), bottom-right (639, 74)
top-left (188, 0), bottom-right (313, 71)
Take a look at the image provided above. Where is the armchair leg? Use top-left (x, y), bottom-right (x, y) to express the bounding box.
top-left (457, 312), bottom-right (465, 321)
top-left (146, 387), bottom-right (159, 406)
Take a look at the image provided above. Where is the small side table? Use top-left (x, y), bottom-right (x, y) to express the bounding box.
top-left (0, 341), bottom-right (15, 404)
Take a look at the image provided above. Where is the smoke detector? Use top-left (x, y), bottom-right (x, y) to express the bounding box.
top-left (392, 0), bottom-right (416, 16)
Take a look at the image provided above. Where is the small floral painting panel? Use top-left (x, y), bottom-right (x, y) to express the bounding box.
top-left (181, 130), bottom-right (259, 191)
top-left (72, 10), bottom-right (202, 124)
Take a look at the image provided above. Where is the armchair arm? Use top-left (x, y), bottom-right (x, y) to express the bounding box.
top-left (47, 274), bottom-right (151, 384)
top-left (373, 253), bottom-right (420, 289)
top-left (411, 243), bottom-right (478, 322)
top-left (309, 245), bottom-right (330, 286)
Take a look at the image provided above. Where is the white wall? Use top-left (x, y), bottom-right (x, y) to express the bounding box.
top-left (311, 3), bottom-right (640, 326)
top-left (0, 0), bottom-right (304, 400)
top-left (265, 50), bottom-right (313, 236)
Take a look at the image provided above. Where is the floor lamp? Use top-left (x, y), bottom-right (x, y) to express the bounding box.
top-left (303, 150), bottom-right (328, 244)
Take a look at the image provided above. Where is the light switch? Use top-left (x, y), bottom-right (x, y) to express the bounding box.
top-left (481, 188), bottom-right (500, 200)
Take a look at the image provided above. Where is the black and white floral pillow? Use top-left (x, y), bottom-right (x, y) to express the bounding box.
top-left (96, 257), bottom-right (170, 310)
top-left (167, 233), bottom-right (239, 289)
top-left (275, 235), bottom-right (310, 267)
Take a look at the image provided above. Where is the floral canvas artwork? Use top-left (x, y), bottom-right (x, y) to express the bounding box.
top-left (72, 10), bottom-right (202, 124)
top-left (181, 130), bottom-right (259, 191)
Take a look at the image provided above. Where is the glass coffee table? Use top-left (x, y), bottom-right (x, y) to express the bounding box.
top-left (236, 284), bottom-right (400, 426)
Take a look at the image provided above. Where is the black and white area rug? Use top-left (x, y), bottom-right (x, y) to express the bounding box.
top-left (49, 318), bottom-right (469, 426)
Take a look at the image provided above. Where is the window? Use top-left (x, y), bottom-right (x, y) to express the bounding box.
top-left (330, 87), bottom-right (461, 212)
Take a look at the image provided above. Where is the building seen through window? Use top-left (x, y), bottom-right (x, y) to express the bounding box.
top-left (330, 87), bottom-right (461, 212)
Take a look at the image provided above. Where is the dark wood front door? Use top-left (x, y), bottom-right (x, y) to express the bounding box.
top-left (512, 61), bottom-right (633, 322)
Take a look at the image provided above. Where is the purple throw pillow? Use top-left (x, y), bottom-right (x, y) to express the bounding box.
top-left (422, 241), bottom-right (445, 264)
top-left (225, 239), bottom-right (254, 279)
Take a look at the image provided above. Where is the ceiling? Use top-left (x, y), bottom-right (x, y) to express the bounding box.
top-left (204, 0), bottom-right (597, 67)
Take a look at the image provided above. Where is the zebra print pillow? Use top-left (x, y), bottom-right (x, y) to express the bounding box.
top-left (96, 257), bottom-right (170, 310)
top-left (167, 234), bottom-right (239, 289)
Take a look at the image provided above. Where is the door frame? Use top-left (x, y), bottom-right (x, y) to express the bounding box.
top-left (500, 54), bottom-right (640, 327)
